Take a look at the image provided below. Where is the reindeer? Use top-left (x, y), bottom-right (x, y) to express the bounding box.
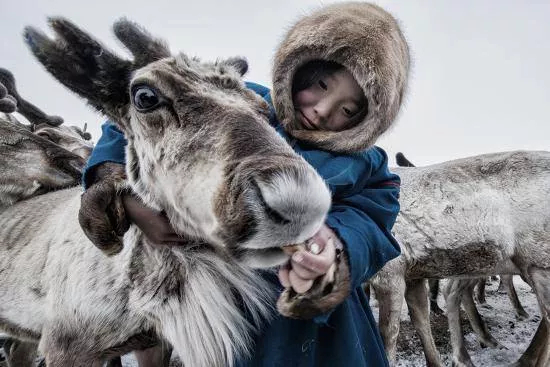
top-left (396, 153), bottom-right (529, 317)
top-left (0, 116), bottom-right (84, 207)
top-left (0, 18), bottom-right (341, 367)
top-left (0, 68), bottom-right (94, 161)
top-left (392, 153), bottom-right (531, 365)
top-left (370, 150), bottom-right (550, 367)
top-left (0, 104), bottom-right (87, 367)
top-left (1, 71), bottom-right (171, 367)
top-left (0, 78), bottom-right (88, 367)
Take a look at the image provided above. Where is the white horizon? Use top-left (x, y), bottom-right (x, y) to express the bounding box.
top-left (1, 0), bottom-right (548, 166)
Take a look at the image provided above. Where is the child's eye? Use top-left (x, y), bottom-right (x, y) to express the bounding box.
top-left (343, 107), bottom-right (353, 116)
top-left (318, 80), bottom-right (328, 90)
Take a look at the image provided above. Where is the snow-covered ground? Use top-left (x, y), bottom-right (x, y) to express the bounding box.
top-left (371, 276), bottom-right (540, 367)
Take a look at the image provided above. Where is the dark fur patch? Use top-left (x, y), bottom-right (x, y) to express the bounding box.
top-left (0, 317), bottom-right (41, 340)
top-left (277, 250), bottom-right (351, 319)
top-left (29, 286), bottom-right (45, 298)
top-left (406, 241), bottom-right (503, 279)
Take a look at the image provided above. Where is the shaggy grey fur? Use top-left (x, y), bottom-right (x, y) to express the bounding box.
top-left (370, 150), bottom-right (550, 367)
top-left (0, 118), bottom-right (84, 207)
top-left (0, 17), bottom-right (332, 367)
top-left (392, 153), bottom-right (530, 367)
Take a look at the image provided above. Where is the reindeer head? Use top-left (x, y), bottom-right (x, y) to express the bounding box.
top-left (0, 118), bottom-right (84, 206)
top-left (33, 123), bottom-right (93, 161)
top-left (25, 18), bottom-right (331, 265)
top-left (0, 67), bottom-right (94, 160)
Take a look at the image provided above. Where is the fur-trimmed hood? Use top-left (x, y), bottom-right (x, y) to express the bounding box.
top-left (272, 2), bottom-right (410, 153)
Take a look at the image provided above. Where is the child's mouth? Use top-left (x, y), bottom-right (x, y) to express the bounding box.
top-left (297, 110), bottom-right (315, 130)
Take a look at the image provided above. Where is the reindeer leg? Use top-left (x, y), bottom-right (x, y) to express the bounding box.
top-left (510, 314), bottom-right (548, 367)
top-left (501, 275), bottom-right (529, 320)
top-left (40, 324), bottom-right (104, 367)
top-left (444, 279), bottom-right (476, 367)
top-left (461, 283), bottom-right (500, 348)
top-left (372, 273), bottom-right (406, 365)
top-left (497, 276), bottom-right (507, 293)
top-left (363, 282), bottom-right (372, 301)
top-left (428, 279), bottom-right (445, 315)
top-left (475, 278), bottom-right (487, 305)
top-left (105, 356), bottom-right (123, 367)
top-left (4, 339), bottom-right (37, 367)
top-left (405, 279), bottom-right (442, 367)
top-left (513, 268), bottom-right (550, 367)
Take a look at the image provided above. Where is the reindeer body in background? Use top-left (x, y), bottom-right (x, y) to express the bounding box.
top-left (0, 68), bottom-right (94, 161)
top-left (394, 154), bottom-right (529, 359)
top-left (0, 117), bottom-right (84, 207)
top-left (0, 18), bottom-right (332, 367)
top-left (371, 150), bottom-right (550, 367)
top-left (1, 69), bottom-right (170, 367)
top-left (0, 70), bottom-right (103, 366)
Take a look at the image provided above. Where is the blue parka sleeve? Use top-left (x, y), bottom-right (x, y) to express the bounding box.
top-left (82, 122), bottom-right (127, 189)
top-left (324, 147), bottom-right (401, 291)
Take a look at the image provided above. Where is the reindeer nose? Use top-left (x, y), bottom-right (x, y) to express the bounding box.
top-left (254, 164), bottom-right (331, 243)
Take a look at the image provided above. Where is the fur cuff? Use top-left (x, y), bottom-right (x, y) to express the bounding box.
top-left (276, 249), bottom-right (351, 319)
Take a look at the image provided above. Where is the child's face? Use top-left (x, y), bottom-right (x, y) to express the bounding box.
top-left (293, 68), bottom-right (365, 132)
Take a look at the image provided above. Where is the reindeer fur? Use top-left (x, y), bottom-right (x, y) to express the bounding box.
top-left (371, 150), bottom-right (550, 367)
top-left (0, 18), bottom-right (333, 367)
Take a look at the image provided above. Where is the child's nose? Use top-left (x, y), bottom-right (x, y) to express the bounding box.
top-left (313, 101), bottom-right (331, 122)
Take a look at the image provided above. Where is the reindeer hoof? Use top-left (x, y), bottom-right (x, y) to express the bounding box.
top-left (277, 250), bottom-right (350, 319)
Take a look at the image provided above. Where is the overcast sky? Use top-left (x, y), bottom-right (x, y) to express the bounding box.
top-left (1, 0), bottom-right (548, 166)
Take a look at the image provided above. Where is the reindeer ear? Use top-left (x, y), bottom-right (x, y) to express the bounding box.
top-left (24, 18), bottom-right (132, 130)
top-left (113, 18), bottom-right (170, 68)
top-left (395, 152), bottom-right (415, 167)
top-left (225, 57), bottom-right (248, 76)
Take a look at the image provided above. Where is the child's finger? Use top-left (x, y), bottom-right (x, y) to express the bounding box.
top-left (292, 238), bottom-right (336, 274)
top-left (291, 257), bottom-right (322, 279)
top-left (278, 266), bottom-right (291, 288)
top-left (288, 270), bottom-right (314, 294)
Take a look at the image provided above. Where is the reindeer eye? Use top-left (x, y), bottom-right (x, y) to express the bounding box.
top-left (36, 131), bottom-right (54, 141)
top-left (132, 86), bottom-right (161, 112)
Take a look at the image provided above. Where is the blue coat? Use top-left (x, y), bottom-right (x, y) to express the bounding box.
top-left (83, 82), bottom-right (401, 367)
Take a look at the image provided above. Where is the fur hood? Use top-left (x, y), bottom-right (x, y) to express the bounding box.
top-left (272, 2), bottom-right (410, 153)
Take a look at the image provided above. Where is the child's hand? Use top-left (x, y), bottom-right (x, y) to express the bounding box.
top-left (278, 224), bottom-right (339, 293)
top-left (122, 194), bottom-right (186, 246)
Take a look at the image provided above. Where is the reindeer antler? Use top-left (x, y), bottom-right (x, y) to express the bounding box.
top-left (0, 80), bottom-right (17, 113)
top-left (0, 67), bottom-right (64, 127)
top-left (24, 18), bottom-right (133, 124)
top-left (113, 18), bottom-right (171, 67)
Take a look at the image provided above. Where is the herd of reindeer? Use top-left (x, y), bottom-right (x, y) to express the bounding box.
top-left (0, 17), bottom-right (549, 367)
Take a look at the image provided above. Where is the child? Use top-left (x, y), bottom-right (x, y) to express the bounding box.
top-left (80, 2), bottom-right (410, 366)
